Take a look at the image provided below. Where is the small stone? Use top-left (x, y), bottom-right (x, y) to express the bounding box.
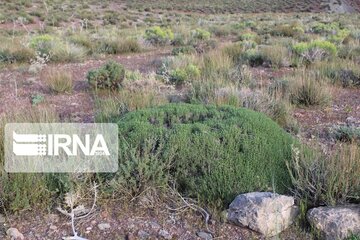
top-left (6, 228), bottom-right (24, 240)
top-left (159, 229), bottom-right (172, 239)
top-left (97, 223), bottom-right (111, 231)
top-left (49, 225), bottom-right (57, 231)
top-left (138, 230), bottom-right (150, 239)
top-left (196, 231), bottom-right (213, 240)
top-left (86, 227), bottom-right (92, 231)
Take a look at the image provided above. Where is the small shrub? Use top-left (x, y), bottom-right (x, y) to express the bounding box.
top-left (51, 43), bottom-right (86, 63)
top-left (293, 40), bottom-right (337, 65)
top-left (145, 26), bottom-right (174, 46)
top-left (260, 45), bottom-right (290, 68)
top-left (116, 104), bottom-right (294, 207)
top-left (191, 28), bottom-right (211, 41)
top-left (0, 44), bottom-right (35, 63)
top-left (29, 34), bottom-right (55, 55)
top-left (223, 43), bottom-right (243, 62)
top-left (45, 68), bottom-right (73, 93)
top-left (332, 126), bottom-right (360, 143)
top-left (240, 49), bottom-right (266, 67)
top-left (271, 22), bottom-right (305, 38)
top-left (169, 64), bottom-right (201, 86)
top-left (289, 71), bottom-right (331, 107)
top-left (287, 144), bottom-right (360, 207)
top-left (98, 38), bottom-right (141, 55)
top-left (87, 61), bottom-right (125, 90)
top-left (172, 46), bottom-right (196, 56)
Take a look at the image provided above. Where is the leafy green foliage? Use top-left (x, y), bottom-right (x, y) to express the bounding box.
top-left (145, 26), bottom-right (174, 45)
top-left (191, 28), bottom-right (211, 40)
top-left (293, 40), bottom-right (337, 64)
top-left (116, 104), bottom-right (294, 207)
top-left (87, 61), bottom-right (125, 90)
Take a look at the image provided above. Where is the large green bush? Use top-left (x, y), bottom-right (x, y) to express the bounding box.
top-left (87, 61), bottom-right (125, 90)
top-left (116, 104), bottom-right (294, 207)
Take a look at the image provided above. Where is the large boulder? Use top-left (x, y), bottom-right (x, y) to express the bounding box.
top-left (307, 205), bottom-right (360, 240)
top-left (227, 192), bottom-right (299, 237)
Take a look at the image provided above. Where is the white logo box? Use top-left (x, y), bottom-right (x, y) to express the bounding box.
top-left (5, 123), bottom-right (118, 173)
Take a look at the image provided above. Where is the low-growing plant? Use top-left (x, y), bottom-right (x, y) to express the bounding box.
top-left (287, 143), bottom-right (360, 207)
top-left (116, 104), bottom-right (295, 208)
top-left (87, 61), bottom-right (125, 90)
top-left (98, 38), bottom-right (141, 55)
top-left (293, 40), bottom-right (337, 65)
top-left (191, 28), bottom-right (211, 41)
top-left (288, 71), bottom-right (331, 107)
top-left (29, 34), bottom-right (56, 56)
top-left (260, 45), bottom-right (290, 68)
top-left (332, 126), bottom-right (360, 143)
top-left (145, 26), bottom-right (174, 46)
top-left (44, 68), bottom-right (73, 93)
top-left (169, 64), bottom-right (201, 86)
top-left (271, 22), bottom-right (305, 38)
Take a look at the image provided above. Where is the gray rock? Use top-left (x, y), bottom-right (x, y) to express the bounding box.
top-left (227, 192), bottom-right (299, 237)
top-left (196, 231), bottom-right (213, 240)
top-left (97, 223), bottom-right (111, 231)
top-left (6, 228), bottom-right (24, 240)
top-left (307, 205), bottom-right (360, 240)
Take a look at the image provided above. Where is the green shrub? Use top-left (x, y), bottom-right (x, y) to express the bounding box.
top-left (116, 104), bottom-right (294, 207)
top-left (271, 23), bottom-right (305, 38)
top-left (171, 46), bottom-right (196, 56)
top-left (0, 45), bottom-right (35, 63)
top-left (45, 68), bottom-right (73, 93)
top-left (145, 26), bottom-right (174, 46)
top-left (293, 40), bottom-right (337, 64)
top-left (332, 126), bottom-right (360, 143)
top-left (289, 71), bottom-right (331, 107)
top-left (169, 64), bottom-right (201, 85)
top-left (29, 34), bottom-right (55, 55)
top-left (240, 49), bottom-right (266, 67)
top-left (287, 144), bottom-right (360, 207)
top-left (98, 38), bottom-right (141, 55)
top-left (87, 61), bottom-right (125, 90)
top-left (191, 28), bottom-right (211, 40)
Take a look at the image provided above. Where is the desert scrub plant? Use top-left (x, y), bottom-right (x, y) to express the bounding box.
top-left (288, 71), bottom-right (331, 107)
top-left (51, 43), bottom-right (87, 63)
top-left (87, 61), bottom-right (125, 90)
top-left (271, 22), bottom-right (305, 38)
top-left (332, 126), bottom-right (360, 143)
top-left (312, 61), bottom-right (360, 87)
top-left (0, 42), bottom-right (35, 63)
top-left (44, 68), bottom-right (73, 93)
top-left (169, 64), bottom-right (201, 86)
top-left (0, 108), bottom-right (59, 211)
top-left (144, 26), bottom-right (174, 46)
top-left (260, 45), bottom-right (290, 68)
top-left (97, 38), bottom-right (141, 55)
top-left (292, 40), bottom-right (337, 65)
top-left (287, 143), bottom-right (360, 207)
top-left (116, 104), bottom-right (295, 208)
top-left (191, 28), bottom-right (211, 41)
top-left (29, 34), bottom-right (56, 56)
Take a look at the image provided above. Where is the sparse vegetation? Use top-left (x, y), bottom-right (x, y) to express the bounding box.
top-left (87, 61), bottom-right (125, 90)
top-left (0, 1), bottom-right (359, 239)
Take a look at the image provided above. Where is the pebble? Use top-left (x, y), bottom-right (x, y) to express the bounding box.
top-left (159, 229), bottom-right (172, 239)
top-left (97, 222), bottom-right (111, 231)
top-left (6, 228), bottom-right (24, 240)
top-left (197, 231), bottom-right (213, 240)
